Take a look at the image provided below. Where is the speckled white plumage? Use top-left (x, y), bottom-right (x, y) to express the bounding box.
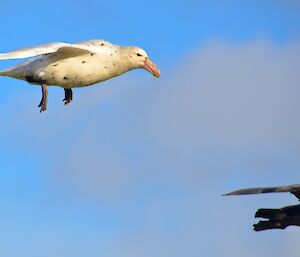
top-left (0, 39), bottom-right (160, 88)
top-left (0, 39), bottom-right (160, 112)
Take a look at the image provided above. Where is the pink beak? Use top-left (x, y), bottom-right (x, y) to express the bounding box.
top-left (142, 58), bottom-right (161, 78)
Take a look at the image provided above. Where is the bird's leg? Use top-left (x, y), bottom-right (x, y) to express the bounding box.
top-left (38, 83), bottom-right (48, 112)
top-left (63, 88), bottom-right (73, 105)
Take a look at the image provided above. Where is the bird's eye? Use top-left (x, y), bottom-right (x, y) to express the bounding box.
top-left (136, 53), bottom-right (142, 57)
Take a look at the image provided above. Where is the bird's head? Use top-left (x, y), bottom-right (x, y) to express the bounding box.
top-left (125, 47), bottom-right (160, 78)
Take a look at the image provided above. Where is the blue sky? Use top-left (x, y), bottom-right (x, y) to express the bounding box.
top-left (1, 1), bottom-right (300, 257)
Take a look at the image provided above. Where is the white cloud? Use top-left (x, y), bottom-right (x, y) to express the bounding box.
top-left (1, 40), bottom-right (300, 256)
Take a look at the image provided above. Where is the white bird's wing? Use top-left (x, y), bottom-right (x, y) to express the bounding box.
top-left (0, 42), bottom-right (94, 60)
top-left (223, 184), bottom-right (300, 200)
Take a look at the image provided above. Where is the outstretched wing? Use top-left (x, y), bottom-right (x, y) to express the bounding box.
top-left (0, 42), bottom-right (93, 60)
top-left (224, 184), bottom-right (300, 201)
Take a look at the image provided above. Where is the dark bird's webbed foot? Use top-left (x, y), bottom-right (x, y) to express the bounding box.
top-left (63, 88), bottom-right (73, 105)
top-left (38, 84), bottom-right (48, 112)
top-left (253, 205), bottom-right (300, 231)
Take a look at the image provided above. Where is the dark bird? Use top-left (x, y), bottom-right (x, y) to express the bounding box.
top-left (224, 184), bottom-right (300, 231)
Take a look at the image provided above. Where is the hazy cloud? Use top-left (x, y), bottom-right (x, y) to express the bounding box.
top-left (1, 40), bottom-right (300, 256)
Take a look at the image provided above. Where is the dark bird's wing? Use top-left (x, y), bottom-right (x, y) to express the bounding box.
top-left (224, 184), bottom-right (300, 201)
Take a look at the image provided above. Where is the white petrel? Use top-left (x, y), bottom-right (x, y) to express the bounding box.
top-left (0, 39), bottom-right (160, 112)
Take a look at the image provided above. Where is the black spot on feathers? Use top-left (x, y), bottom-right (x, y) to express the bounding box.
top-left (25, 75), bottom-right (46, 84)
top-left (25, 75), bottom-right (35, 82)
